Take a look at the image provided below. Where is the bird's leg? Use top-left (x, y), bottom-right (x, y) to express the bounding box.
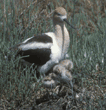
top-left (70, 81), bottom-right (74, 95)
top-left (65, 81), bottom-right (73, 97)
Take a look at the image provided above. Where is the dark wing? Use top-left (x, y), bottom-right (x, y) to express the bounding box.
top-left (9, 34), bottom-right (53, 50)
top-left (17, 48), bottom-right (51, 65)
top-left (24, 34), bottom-right (53, 44)
top-left (12, 34), bottom-right (53, 65)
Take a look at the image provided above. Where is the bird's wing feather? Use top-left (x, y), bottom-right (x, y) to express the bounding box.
top-left (17, 48), bottom-right (51, 65)
top-left (23, 34), bottom-right (53, 44)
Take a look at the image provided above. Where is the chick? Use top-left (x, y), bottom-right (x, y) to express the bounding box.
top-left (53, 64), bottom-right (73, 87)
top-left (42, 73), bottom-right (59, 88)
top-left (59, 59), bottom-right (73, 71)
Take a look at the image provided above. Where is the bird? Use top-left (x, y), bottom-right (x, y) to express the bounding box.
top-left (42, 73), bottom-right (59, 88)
top-left (11, 7), bottom-right (74, 75)
top-left (53, 64), bottom-right (73, 87)
top-left (59, 59), bottom-right (73, 71)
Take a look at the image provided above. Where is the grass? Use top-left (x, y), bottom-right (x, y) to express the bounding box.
top-left (0, 0), bottom-right (106, 109)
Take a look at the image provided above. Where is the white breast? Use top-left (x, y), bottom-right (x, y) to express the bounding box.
top-left (45, 32), bottom-right (62, 63)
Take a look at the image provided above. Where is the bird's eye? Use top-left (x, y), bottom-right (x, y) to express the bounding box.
top-left (57, 13), bottom-right (61, 16)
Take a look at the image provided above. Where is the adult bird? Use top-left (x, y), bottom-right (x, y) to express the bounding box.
top-left (11, 7), bottom-right (74, 75)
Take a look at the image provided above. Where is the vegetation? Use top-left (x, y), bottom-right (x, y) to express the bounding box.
top-left (0, 0), bottom-right (106, 109)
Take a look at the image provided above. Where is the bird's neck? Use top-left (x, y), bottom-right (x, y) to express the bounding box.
top-left (53, 21), bottom-right (70, 58)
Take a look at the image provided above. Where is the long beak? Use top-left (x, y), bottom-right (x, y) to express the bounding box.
top-left (64, 19), bottom-right (78, 30)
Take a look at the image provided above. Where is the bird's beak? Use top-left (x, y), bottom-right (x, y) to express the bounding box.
top-left (64, 19), bottom-right (78, 30)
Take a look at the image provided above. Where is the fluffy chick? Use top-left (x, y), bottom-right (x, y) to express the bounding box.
top-left (42, 73), bottom-right (59, 88)
top-left (59, 59), bottom-right (73, 71)
top-left (53, 64), bottom-right (73, 87)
